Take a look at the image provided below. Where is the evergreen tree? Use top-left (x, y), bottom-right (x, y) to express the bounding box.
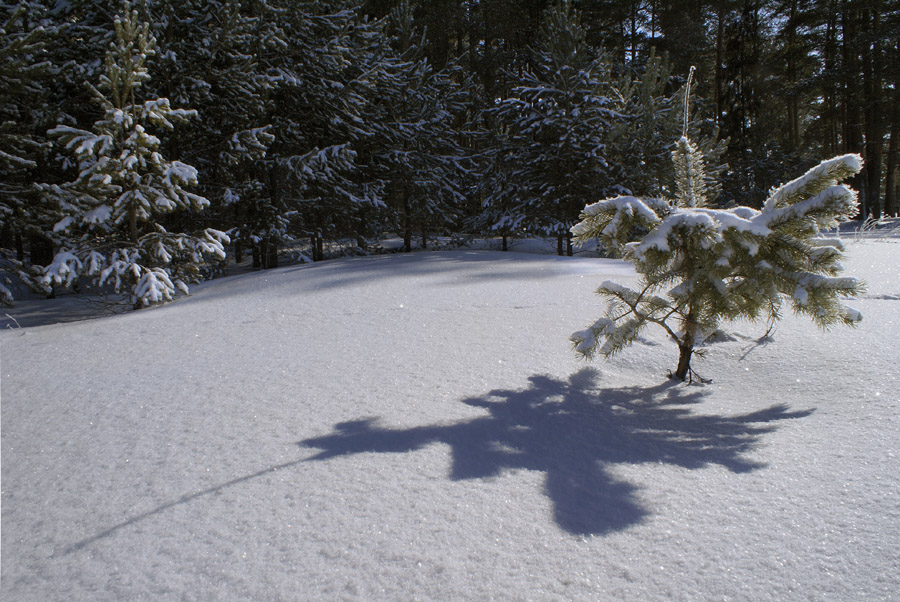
top-left (570, 70), bottom-right (864, 381)
top-left (37, 4), bottom-right (227, 308)
top-left (142, 0), bottom-right (276, 266)
top-left (490, 0), bottom-right (629, 256)
top-left (370, 2), bottom-right (471, 252)
top-left (609, 51), bottom-right (726, 203)
top-left (0, 2), bottom-right (57, 303)
top-left (228, 0), bottom-right (383, 266)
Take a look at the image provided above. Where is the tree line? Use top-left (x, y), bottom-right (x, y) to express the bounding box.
top-left (1, 0), bottom-right (897, 307)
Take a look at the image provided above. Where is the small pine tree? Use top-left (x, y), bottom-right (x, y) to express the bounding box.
top-left (38, 3), bottom-right (227, 308)
top-left (570, 69), bottom-right (864, 381)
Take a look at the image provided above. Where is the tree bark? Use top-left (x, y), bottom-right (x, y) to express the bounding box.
top-left (28, 233), bottom-right (54, 267)
top-left (822, 1), bottom-right (840, 156)
top-left (714, 3), bottom-right (725, 128)
top-left (785, 0), bottom-right (800, 151)
top-left (862, 0), bottom-right (884, 218)
top-left (674, 331), bottom-right (696, 381)
top-left (885, 86), bottom-right (900, 216)
top-left (841, 1), bottom-right (866, 211)
top-left (886, 38), bottom-right (900, 216)
top-left (673, 311), bottom-right (698, 381)
top-left (401, 185), bottom-right (412, 253)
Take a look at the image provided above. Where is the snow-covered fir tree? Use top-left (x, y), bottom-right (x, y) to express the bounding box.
top-left (38, 4), bottom-right (227, 308)
top-left (570, 70), bottom-right (864, 381)
top-left (221, 0), bottom-right (384, 266)
top-left (489, 0), bottom-right (629, 256)
top-left (0, 2), bottom-right (57, 304)
top-left (367, 1), bottom-right (471, 252)
top-left (142, 0), bottom-right (276, 266)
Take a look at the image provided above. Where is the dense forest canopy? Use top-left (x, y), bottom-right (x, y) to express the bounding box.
top-left (1, 0), bottom-right (897, 305)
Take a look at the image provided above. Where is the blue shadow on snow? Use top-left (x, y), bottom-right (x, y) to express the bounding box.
top-left (301, 368), bottom-right (813, 536)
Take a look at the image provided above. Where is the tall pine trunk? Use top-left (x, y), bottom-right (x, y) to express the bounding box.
top-left (401, 186), bottom-right (412, 253)
top-left (886, 38), bottom-right (900, 216)
top-left (862, 1), bottom-right (884, 218)
top-left (885, 95), bottom-right (900, 216)
top-left (841, 2), bottom-right (866, 212)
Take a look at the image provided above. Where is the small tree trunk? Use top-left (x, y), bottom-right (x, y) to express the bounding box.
top-left (315, 232), bottom-right (324, 261)
top-left (886, 122), bottom-right (899, 215)
top-left (502, 234), bottom-right (508, 252)
top-left (0, 222), bottom-right (12, 251)
top-left (673, 312), bottom-right (698, 381)
top-left (884, 61), bottom-right (899, 216)
top-left (674, 330), bottom-right (696, 381)
top-left (128, 202), bottom-right (139, 243)
top-left (265, 237), bottom-right (279, 269)
top-left (403, 228), bottom-right (412, 253)
top-left (14, 231), bottom-right (24, 262)
top-left (402, 186), bottom-right (412, 253)
top-left (29, 234), bottom-right (54, 267)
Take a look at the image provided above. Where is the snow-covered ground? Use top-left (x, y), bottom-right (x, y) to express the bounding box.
top-left (2, 239), bottom-right (898, 601)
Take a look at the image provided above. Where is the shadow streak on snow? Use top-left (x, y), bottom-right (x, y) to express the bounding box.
top-left (59, 458), bottom-right (307, 556)
top-left (302, 368), bottom-right (813, 536)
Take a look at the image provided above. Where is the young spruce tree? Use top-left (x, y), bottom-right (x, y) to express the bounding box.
top-left (38, 4), bottom-right (227, 308)
top-left (570, 69), bottom-right (864, 382)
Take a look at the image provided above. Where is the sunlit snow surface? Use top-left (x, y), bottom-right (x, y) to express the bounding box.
top-left (2, 241), bottom-right (898, 601)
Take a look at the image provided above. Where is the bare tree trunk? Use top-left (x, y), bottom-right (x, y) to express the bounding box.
top-left (714, 3), bottom-right (725, 127)
top-left (14, 231), bottom-right (24, 262)
top-left (266, 238), bottom-right (279, 268)
top-left (402, 185), bottom-right (412, 253)
top-left (823, 2), bottom-right (840, 156)
top-left (885, 84), bottom-right (900, 216)
top-left (128, 202), bottom-right (138, 243)
top-left (29, 234), bottom-right (54, 267)
top-left (886, 127), bottom-right (899, 215)
top-left (887, 37), bottom-right (900, 216)
top-left (862, 0), bottom-right (884, 218)
top-left (785, 0), bottom-right (800, 150)
top-left (841, 1), bottom-right (866, 212)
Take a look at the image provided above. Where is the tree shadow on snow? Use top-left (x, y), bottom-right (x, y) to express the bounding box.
top-left (301, 368), bottom-right (812, 536)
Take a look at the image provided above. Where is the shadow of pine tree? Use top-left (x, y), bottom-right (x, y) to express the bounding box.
top-left (301, 368), bottom-right (813, 535)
